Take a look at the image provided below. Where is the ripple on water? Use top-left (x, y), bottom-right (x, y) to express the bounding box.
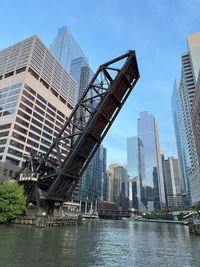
top-left (0, 220), bottom-right (200, 267)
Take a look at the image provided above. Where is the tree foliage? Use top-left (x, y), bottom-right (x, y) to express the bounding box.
top-left (195, 202), bottom-right (200, 214)
top-left (0, 180), bottom-right (26, 223)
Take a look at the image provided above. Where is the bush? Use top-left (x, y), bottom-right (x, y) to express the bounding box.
top-left (0, 180), bottom-right (26, 223)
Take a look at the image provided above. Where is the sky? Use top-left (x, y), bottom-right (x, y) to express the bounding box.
top-left (1, 0), bottom-right (200, 165)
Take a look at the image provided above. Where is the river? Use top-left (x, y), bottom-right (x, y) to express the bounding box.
top-left (0, 220), bottom-right (200, 267)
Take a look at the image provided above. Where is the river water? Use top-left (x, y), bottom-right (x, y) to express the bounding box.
top-left (0, 220), bottom-right (200, 267)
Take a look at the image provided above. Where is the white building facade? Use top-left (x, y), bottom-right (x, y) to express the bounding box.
top-left (172, 32), bottom-right (200, 205)
top-left (0, 36), bottom-right (76, 179)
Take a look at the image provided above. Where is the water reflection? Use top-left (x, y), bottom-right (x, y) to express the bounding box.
top-left (0, 221), bottom-right (200, 267)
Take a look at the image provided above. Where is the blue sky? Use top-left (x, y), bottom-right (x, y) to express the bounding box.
top-left (1, 0), bottom-right (200, 164)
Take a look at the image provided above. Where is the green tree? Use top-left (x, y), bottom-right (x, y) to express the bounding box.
top-left (0, 180), bottom-right (26, 223)
top-left (195, 202), bottom-right (200, 215)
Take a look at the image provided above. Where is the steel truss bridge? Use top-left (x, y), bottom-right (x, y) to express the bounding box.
top-left (16, 50), bottom-right (140, 206)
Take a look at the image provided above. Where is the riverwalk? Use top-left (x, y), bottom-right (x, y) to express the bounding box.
top-left (136, 218), bottom-right (188, 225)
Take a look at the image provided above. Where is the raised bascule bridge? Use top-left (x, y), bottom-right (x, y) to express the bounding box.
top-left (16, 50), bottom-right (140, 213)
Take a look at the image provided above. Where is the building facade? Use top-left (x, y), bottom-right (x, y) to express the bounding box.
top-left (172, 32), bottom-right (200, 205)
top-left (50, 26), bottom-right (105, 204)
top-left (0, 36), bottom-right (76, 180)
top-left (50, 26), bottom-right (88, 71)
top-left (163, 157), bottom-right (183, 208)
top-left (127, 136), bottom-right (145, 210)
top-left (137, 111), bottom-right (166, 208)
top-left (113, 165), bottom-right (129, 211)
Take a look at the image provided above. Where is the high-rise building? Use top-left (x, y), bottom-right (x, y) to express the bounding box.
top-left (70, 57), bottom-right (93, 102)
top-left (73, 144), bottom-right (107, 203)
top-left (172, 32), bottom-right (200, 205)
top-left (127, 136), bottom-right (145, 210)
top-left (50, 26), bottom-right (88, 71)
top-left (191, 72), bottom-right (200, 205)
top-left (113, 165), bottom-right (129, 211)
top-left (50, 26), bottom-right (105, 205)
top-left (137, 111), bottom-right (166, 207)
top-left (163, 157), bottom-right (183, 208)
top-left (105, 169), bottom-right (114, 202)
top-left (0, 36), bottom-right (76, 180)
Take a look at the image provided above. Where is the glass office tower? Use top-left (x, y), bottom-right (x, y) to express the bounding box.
top-left (127, 136), bottom-right (145, 210)
top-left (50, 26), bottom-right (88, 71)
top-left (138, 111), bottom-right (166, 207)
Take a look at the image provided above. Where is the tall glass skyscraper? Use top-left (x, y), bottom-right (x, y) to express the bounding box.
top-left (50, 26), bottom-right (88, 71)
top-left (171, 32), bottom-right (200, 205)
top-left (70, 57), bottom-right (94, 102)
top-left (127, 136), bottom-right (145, 210)
top-left (50, 26), bottom-right (106, 204)
top-left (137, 111), bottom-right (166, 207)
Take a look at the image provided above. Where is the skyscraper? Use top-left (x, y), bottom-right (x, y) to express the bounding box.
top-left (137, 111), bottom-right (166, 207)
top-left (0, 36), bottom-right (76, 180)
top-left (50, 26), bottom-right (105, 205)
top-left (163, 157), bottom-right (183, 208)
top-left (113, 165), bottom-right (129, 211)
top-left (50, 26), bottom-right (88, 71)
top-left (127, 136), bottom-right (145, 210)
top-left (172, 32), bottom-right (200, 205)
top-left (70, 57), bottom-right (93, 102)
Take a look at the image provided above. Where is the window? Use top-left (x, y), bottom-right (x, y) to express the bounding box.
top-left (48, 103), bottom-right (56, 112)
top-left (25, 146), bottom-right (37, 154)
top-left (18, 110), bottom-right (31, 121)
top-left (29, 131), bottom-right (40, 141)
top-left (47, 107), bottom-right (55, 117)
top-left (14, 124), bottom-right (27, 134)
top-left (0, 147), bottom-right (5, 153)
top-left (36, 99), bottom-right (46, 110)
top-left (10, 83), bottom-right (22, 89)
top-left (5, 71), bottom-right (14, 78)
top-left (0, 87), bottom-right (9, 94)
top-left (30, 125), bottom-right (41, 135)
top-left (0, 139), bottom-right (7, 145)
top-left (27, 139), bottom-right (39, 148)
top-left (16, 117), bottom-right (29, 128)
top-left (58, 110), bottom-right (65, 118)
top-left (57, 115), bottom-right (64, 123)
top-left (5, 102), bottom-right (17, 110)
top-left (21, 96), bottom-right (33, 108)
top-left (10, 139), bottom-right (24, 150)
top-left (46, 114), bottom-right (55, 122)
top-left (42, 131), bottom-right (52, 141)
top-left (35, 106), bottom-right (45, 116)
top-left (45, 119), bottom-right (53, 128)
top-left (31, 118), bottom-right (42, 128)
top-left (23, 90), bottom-right (35, 101)
top-left (43, 125), bottom-right (53, 134)
top-left (0, 92), bottom-right (8, 99)
top-left (24, 84), bottom-right (36, 95)
top-left (8, 148), bottom-right (23, 158)
top-left (12, 132), bottom-right (26, 142)
top-left (33, 112), bottom-right (44, 122)
top-left (6, 156), bottom-right (20, 166)
top-left (0, 131), bottom-right (9, 138)
top-left (19, 103), bottom-right (32, 114)
top-left (39, 145), bottom-right (48, 152)
top-left (2, 109), bottom-right (15, 116)
top-left (37, 94), bottom-right (46, 104)
top-left (0, 123), bottom-right (11, 131)
top-left (8, 89), bottom-right (20, 97)
top-left (41, 138), bottom-right (51, 146)
top-left (6, 95), bottom-right (18, 103)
